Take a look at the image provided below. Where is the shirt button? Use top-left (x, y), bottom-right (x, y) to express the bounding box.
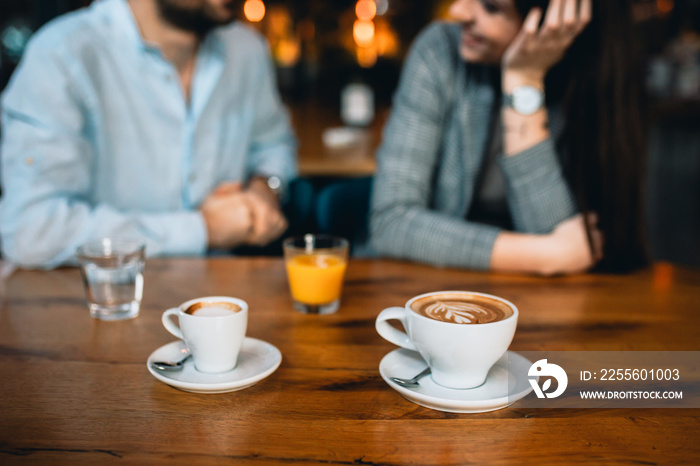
top-left (188, 174), bottom-right (196, 183)
top-left (25, 157), bottom-right (34, 166)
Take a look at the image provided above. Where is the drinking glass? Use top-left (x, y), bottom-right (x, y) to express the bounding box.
top-left (283, 235), bottom-right (349, 315)
top-left (76, 239), bottom-right (145, 320)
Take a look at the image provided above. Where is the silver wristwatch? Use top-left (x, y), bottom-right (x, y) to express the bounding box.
top-left (264, 175), bottom-right (283, 199)
top-left (503, 85), bottom-right (545, 116)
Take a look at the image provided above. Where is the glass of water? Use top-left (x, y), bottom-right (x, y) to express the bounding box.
top-left (76, 239), bottom-right (145, 321)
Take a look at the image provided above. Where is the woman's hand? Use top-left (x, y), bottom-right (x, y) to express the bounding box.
top-left (542, 213), bottom-right (603, 276)
top-left (490, 213), bottom-right (603, 276)
top-left (502, 0), bottom-right (592, 88)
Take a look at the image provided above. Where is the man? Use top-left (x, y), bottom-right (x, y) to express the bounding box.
top-left (0, 0), bottom-right (297, 268)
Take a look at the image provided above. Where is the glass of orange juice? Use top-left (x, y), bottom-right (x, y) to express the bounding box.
top-left (283, 234), bottom-right (349, 314)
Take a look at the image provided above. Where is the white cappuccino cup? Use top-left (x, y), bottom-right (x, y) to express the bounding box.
top-left (376, 291), bottom-right (518, 389)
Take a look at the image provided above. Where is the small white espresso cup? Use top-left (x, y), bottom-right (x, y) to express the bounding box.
top-left (162, 296), bottom-right (248, 373)
top-left (376, 291), bottom-right (518, 389)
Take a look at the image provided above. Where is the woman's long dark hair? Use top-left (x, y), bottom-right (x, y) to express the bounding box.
top-left (514, 0), bottom-right (650, 272)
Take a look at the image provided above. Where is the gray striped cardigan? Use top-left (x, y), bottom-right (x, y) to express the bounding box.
top-left (369, 22), bottom-right (577, 270)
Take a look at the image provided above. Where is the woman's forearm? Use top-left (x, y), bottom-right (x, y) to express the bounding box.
top-left (498, 70), bottom-right (578, 235)
top-left (491, 230), bottom-right (552, 275)
top-left (502, 71), bottom-right (549, 156)
top-left (491, 214), bottom-right (600, 276)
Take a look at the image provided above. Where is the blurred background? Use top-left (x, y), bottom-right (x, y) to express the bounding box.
top-left (0, 0), bottom-right (699, 267)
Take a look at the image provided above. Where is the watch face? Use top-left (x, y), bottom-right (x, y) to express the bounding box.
top-left (266, 176), bottom-right (283, 198)
top-left (266, 176), bottom-right (281, 191)
top-left (512, 86), bottom-right (544, 115)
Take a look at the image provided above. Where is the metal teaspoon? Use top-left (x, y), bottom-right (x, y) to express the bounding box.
top-left (390, 367), bottom-right (432, 387)
top-left (151, 354), bottom-right (192, 371)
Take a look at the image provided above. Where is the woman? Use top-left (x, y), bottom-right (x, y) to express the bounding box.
top-left (369, 0), bottom-right (648, 274)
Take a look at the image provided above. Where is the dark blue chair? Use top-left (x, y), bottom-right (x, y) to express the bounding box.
top-left (315, 176), bottom-right (373, 256)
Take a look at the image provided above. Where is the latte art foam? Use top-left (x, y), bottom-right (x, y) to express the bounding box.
top-left (411, 294), bottom-right (513, 324)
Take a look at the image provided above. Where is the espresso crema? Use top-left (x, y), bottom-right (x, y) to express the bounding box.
top-left (410, 293), bottom-right (513, 324)
top-left (185, 301), bottom-right (241, 317)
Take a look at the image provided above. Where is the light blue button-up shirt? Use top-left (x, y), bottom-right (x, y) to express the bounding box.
top-left (0, 0), bottom-right (297, 268)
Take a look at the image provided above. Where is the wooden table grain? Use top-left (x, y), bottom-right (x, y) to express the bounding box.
top-left (292, 103), bottom-right (385, 177)
top-left (0, 258), bottom-right (698, 464)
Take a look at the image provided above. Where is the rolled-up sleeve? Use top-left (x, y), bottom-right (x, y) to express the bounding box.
top-left (245, 38), bottom-right (298, 189)
top-left (369, 24), bottom-right (501, 270)
top-left (499, 134), bottom-right (578, 234)
top-left (0, 36), bottom-right (208, 269)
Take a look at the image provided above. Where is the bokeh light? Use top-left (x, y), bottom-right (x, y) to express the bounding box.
top-left (375, 0), bottom-right (389, 16)
top-left (657, 0), bottom-right (674, 14)
top-left (375, 19), bottom-right (399, 57)
top-left (244, 0), bottom-right (266, 23)
top-left (276, 37), bottom-right (301, 67)
top-left (357, 46), bottom-right (378, 68)
top-left (356, 0), bottom-right (377, 21)
top-left (353, 19), bottom-right (375, 48)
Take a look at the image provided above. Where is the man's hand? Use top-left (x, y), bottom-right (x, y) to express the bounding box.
top-left (200, 182), bottom-right (254, 249)
top-left (242, 177), bottom-right (288, 246)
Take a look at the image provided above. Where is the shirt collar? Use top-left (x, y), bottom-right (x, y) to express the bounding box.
top-left (103, 0), bottom-right (150, 52)
top-left (106, 0), bottom-right (226, 59)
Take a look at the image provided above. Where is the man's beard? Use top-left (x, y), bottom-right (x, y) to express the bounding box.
top-left (156, 0), bottom-right (236, 36)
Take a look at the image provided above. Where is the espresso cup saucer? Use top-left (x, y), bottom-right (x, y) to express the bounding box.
top-left (147, 338), bottom-right (282, 394)
top-left (379, 349), bottom-right (534, 413)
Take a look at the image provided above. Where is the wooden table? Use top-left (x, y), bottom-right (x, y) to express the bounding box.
top-left (1, 259), bottom-right (698, 464)
top-left (291, 103), bottom-right (385, 177)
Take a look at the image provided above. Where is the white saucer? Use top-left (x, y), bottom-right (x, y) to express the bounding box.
top-left (147, 338), bottom-right (282, 394)
top-left (379, 349), bottom-right (534, 413)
